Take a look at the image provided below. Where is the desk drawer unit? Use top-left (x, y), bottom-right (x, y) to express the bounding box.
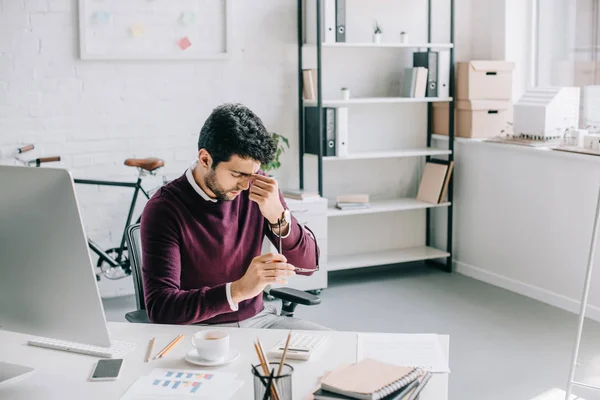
top-left (263, 197), bottom-right (328, 291)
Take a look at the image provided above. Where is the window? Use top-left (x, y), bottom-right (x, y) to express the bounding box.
top-left (536, 0), bottom-right (600, 87)
top-left (535, 0), bottom-right (600, 131)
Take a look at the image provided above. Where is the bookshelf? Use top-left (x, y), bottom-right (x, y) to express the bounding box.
top-left (327, 198), bottom-right (450, 217)
top-left (296, 0), bottom-right (455, 276)
top-left (328, 247), bottom-right (451, 271)
top-left (303, 97), bottom-right (453, 106)
top-left (305, 148), bottom-right (452, 161)
top-left (315, 42), bottom-right (454, 49)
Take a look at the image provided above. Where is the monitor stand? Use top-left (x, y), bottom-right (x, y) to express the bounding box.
top-left (0, 361), bottom-right (35, 386)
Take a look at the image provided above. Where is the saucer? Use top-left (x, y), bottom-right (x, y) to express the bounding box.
top-left (184, 348), bottom-right (240, 367)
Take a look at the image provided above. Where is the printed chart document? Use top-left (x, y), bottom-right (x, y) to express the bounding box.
top-left (357, 333), bottom-right (450, 373)
top-left (120, 368), bottom-right (243, 400)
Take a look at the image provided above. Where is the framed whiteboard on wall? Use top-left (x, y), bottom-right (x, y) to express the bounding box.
top-left (78, 0), bottom-right (231, 60)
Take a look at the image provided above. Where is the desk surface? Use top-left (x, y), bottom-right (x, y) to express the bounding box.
top-left (0, 322), bottom-right (449, 400)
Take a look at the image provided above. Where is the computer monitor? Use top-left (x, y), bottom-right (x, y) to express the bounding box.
top-left (0, 166), bottom-right (113, 382)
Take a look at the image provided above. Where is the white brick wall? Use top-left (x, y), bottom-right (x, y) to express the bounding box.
top-left (0, 0), bottom-right (474, 298)
top-left (0, 0), bottom-right (300, 297)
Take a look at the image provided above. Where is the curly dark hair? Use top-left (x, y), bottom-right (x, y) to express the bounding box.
top-left (198, 103), bottom-right (277, 168)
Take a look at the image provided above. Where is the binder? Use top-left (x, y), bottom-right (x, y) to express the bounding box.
top-left (305, 106), bottom-right (336, 157)
top-left (437, 50), bottom-right (450, 98)
top-left (305, 0), bottom-right (336, 44)
top-left (336, 107), bottom-right (349, 157)
top-left (401, 68), bottom-right (417, 97)
top-left (335, 0), bottom-right (346, 42)
top-left (413, 67), bottom-right (428, 98)
top-left (413, 51), bottom-right (438, 97)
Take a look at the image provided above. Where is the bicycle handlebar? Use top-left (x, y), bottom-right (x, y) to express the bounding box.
top-left (31, 156), bottom-right (61, 167)
top-left (18, 144), bottom-right (34, 154)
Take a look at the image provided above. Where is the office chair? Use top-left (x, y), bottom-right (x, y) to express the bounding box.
top-left (124, 223), bottom-right (320, 324)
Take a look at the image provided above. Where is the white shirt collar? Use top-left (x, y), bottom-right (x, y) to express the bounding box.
top-left (186, 159), bottom-right (217, 203)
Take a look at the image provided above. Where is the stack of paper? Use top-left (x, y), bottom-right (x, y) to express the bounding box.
top-left (120, 368), bottom-right (243, 400)
top-left (282, 188), bottom-right (321, 200)
top-left (335, 194), bottom-right (370, 210)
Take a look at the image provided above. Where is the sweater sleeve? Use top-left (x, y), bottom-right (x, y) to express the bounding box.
top-left (264, 191), bottom-right (320, 276)
top-left (140, 196), bottom-right (232, 324)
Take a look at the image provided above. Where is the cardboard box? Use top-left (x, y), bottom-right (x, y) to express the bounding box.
top-left (433, 100), bottom-right (512, 138)
top-left (456, 61), bottom-right (515, 100)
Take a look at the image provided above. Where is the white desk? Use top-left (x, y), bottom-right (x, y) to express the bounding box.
top-left (0, 322), bottom-right (449, 399)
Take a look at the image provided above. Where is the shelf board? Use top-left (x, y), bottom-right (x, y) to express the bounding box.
top-left (328, 246), bottom-right (450, 271)
top-left (307, 43), bottom-right (454, 49)
top-left (304, 97), bottom-right (453, 107)
top-left (327, 198), bottom-right (450, 217)
top-left (304, 148), bottom-right (452, 161)
top-left (432, 133), bottom-right (488, 143)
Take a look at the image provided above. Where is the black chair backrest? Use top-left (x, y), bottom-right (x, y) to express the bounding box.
top-left (125, 223), bottom-right (145, 311)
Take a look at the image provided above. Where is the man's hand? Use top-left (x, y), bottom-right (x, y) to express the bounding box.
top-left (249, 174), bottom-right (285, 225)
top-left (230, 253), bottom-right (296, 304)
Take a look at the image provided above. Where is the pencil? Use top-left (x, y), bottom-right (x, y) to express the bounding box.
top-left (154, 334), bottom-right (183, 360)
top-left (145, 337), bottom-right (155, 363)
top-left (255, 341), bottom-right (280, 400)
top-left (160, 334), bottom-right (184, 358)
top-left (276, 331), bottom-right (292, 377)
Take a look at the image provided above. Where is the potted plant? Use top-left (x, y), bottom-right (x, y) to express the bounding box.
top-left (262, 133), bottom-right (290, 176)
top-left (373, 20), bottom-right (382, 44)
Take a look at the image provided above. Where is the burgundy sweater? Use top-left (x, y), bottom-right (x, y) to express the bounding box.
top-left (140, 173), bottom-right (318, 325)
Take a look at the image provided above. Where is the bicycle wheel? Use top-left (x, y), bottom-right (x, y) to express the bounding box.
top-left (96, 247), bottom-right (131, 279)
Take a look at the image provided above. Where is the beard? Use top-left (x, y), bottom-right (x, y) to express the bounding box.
top-left (205, 169), bottom-right (239, 201)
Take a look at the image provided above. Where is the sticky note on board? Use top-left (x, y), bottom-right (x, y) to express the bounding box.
top-left (130, 23), bottom-right (145, 38)
top-left (92, 11), bottom-right (111, 24)
top-left (177, 36), bottom-right (192, 50)
top-left (180, 11), bottom-right (197, 25)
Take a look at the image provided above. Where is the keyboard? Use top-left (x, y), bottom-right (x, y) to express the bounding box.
top-left (268, 333), bottom-right (329, 361)
top-left (27, 337), bottom-right (135, 358)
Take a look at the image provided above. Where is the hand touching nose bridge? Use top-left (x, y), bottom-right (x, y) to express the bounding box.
top-left (238, 176), bottom-right (251, 190)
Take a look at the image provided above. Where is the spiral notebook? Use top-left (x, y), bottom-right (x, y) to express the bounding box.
top-left (320, 358), bottom-right (421, 400)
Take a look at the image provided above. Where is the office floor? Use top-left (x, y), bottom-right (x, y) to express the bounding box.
top-left (102, 264), bottom-right (600, 400)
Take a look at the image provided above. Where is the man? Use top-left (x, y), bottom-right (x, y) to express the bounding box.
top-left (141, 103), bottom-right (326, 330)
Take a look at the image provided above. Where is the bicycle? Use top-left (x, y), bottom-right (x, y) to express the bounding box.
top-left (2, 144), bottom-right (61, 167)
top-left (5, 144), bottom-right (167, 281)
top-left (74, 157), bottom-right (167, 281)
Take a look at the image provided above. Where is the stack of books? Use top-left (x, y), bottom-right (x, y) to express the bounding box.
top-left (335, 194), bottom-right (370, 210)
top-left (416, 160), bottom-right (454, 204)
top-left (281, 188), bottom-right (320, 201)
top-left (313, 358), bottom-right (431, 400)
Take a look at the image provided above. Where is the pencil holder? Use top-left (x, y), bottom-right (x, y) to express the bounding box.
top-left (252, 362), bottom-right (294, 400)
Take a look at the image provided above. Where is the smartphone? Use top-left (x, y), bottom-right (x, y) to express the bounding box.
top-left (90, 359), bottom-right (123, 381)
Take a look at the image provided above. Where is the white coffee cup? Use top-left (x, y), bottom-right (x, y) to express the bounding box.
top-left (191, 330), bottom-right (229, 362)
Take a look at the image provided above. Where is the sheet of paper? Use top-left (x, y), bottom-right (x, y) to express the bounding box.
top-left (148, 368), bottom-right (238, 384)
top-left (119, 377), bottom-right (243, 400)
top-left (120, 368), bottom-right (242, 400)
top-left (357, 333), bottom-right (450, 373)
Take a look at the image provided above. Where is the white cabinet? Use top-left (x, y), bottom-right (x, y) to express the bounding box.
top-left (262, 197), bottom-right (328, 292)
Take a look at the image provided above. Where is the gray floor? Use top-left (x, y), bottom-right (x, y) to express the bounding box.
top-left (102, 264), bottom-right (600, 400)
